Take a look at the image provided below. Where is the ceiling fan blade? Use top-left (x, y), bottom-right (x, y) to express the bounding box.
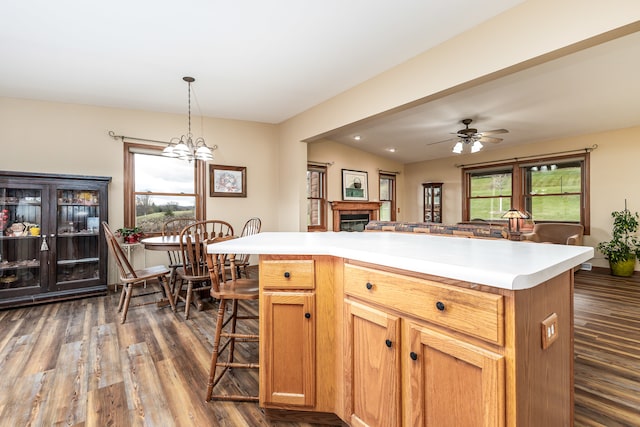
top-left (480, 136), bottom-right (503, 144)
top-left (481, 128), bottom-right (508, 136)
top-left (426, 137), bottom-right (456, 146)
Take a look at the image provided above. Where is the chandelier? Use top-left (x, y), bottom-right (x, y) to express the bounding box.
top-left (162, 76), bottom-right (215, 162)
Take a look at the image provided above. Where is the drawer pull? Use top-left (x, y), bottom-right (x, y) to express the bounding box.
top-left (410, 352), bottom-right (418, 361)
top-left (283, 271), bottom-right (290, 278)
top-left (366, 282), bottom-right (373, 290)
top-left (436, 301), bottom-right (445, 311)
top-left (304, 312), bottom-right (311, 319)
top-left (385, 339), bottom-right (392, 348)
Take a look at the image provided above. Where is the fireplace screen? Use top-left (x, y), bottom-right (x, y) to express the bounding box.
top-left (340, 213), bottom-right (370, 232)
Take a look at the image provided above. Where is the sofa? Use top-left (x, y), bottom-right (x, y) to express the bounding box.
top-left (364, 220), bottom-right (517, 240)
top-left (520, 223), bottom-right (584, 245)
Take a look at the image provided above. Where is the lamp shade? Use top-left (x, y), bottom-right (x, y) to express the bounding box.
top-left (502, 208), bottom-right (527, 219)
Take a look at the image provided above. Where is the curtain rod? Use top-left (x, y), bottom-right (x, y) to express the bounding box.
top-left (455, 144), bottom-right (598, 168)
top-left (378, 169), bottom-right (401, 175)
top-left (308, 161), bottom-right (334, 167)
top-left (108, 130), bottom-right (170, 145)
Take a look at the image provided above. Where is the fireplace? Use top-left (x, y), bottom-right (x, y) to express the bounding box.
top-left (330, 201), bottom-right (382, 232)
top-left (339, 213), bottom-right (370, 232)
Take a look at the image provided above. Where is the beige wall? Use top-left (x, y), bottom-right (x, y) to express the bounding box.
top-left (403, 125), bottom-right (640, 268)
top-left (0, 97), bottom-right (279, 233)
top-left (0, 97), bottom-right (279, 271)
top-left (307, 139), bottom-right (405, 230)
top-left (278, 1), bottom-right (640, 231)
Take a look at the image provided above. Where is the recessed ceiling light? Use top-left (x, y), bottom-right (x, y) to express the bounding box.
top-left (387, 148), bottom-right (396, 153)
top-left (353, 135), bottom-right (361, 141)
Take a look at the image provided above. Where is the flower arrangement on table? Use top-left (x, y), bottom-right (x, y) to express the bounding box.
top-left (116, 227), bottom-right (144, 243)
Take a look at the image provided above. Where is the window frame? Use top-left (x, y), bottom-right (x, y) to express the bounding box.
top-left (307, 163), bottom-right (327, 231)
top-left (462, 153), bottom-right (590, 234)
top-left (463, 165), bottom-right (514, 223)
top-left (124, 142), bottom-right (206, 235)
top-left (379, 172), bottom-right (397, 221)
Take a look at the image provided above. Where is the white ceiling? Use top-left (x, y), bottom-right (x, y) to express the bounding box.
top-left (2, 1), bottom-right (638, 165)
top-left (322, 29), bottom-right (640, 164)
top-left (0, 0), bottom-right (522, 123)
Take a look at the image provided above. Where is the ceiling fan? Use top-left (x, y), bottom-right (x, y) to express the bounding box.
top-left (427, 118), bottom-right (508, 153)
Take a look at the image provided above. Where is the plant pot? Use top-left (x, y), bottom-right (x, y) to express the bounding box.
top-left (609, 256), bottom-right (636, 277)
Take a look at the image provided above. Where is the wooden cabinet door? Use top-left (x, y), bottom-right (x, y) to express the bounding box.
top-left (345, 299), bottom-right (401, 427)
top-left (407, 322), bottom-right (505, 427)
top-left (260, 291), bottom-right (315, 407)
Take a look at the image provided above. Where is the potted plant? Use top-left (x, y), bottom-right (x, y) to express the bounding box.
top-left (116, 226), bottom-right (144, 244)
top-left (597, 207), bottom-right (640, 277)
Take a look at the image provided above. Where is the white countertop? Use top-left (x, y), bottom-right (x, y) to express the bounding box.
top-left (207, 232), bottom-right (594, 290)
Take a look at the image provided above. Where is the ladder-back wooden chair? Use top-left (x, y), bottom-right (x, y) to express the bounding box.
top-left (233, 217), bottom-right (261, 278)
top-left (205, 238), bottom-right (259, 402)
top-left (161, 217), bottom-right (197, 292)
top-left (175, 220), bottom-right (234, 319)
top-left (103, 221), bottom-right (176, 323)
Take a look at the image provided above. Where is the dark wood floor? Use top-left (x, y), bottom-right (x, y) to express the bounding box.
top-left (0, 269), bottom-right (638, 426)
top-left (573, 269), bottom-right (640, 427)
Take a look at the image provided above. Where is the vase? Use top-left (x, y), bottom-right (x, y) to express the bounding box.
top-left (125, 235), bottom-right (139, 244)
top-left (610, 256), bottom-right (636, 277)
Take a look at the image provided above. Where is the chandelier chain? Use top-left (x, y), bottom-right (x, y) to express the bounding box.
top-left (187, 80), bottom-right (192, 135)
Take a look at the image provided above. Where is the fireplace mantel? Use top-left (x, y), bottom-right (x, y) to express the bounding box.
top-left (330, 201), bottom-right (382, 231)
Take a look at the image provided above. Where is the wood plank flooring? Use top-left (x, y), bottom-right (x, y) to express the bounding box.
top-left (574, 269), bottom-right (640, 427)
top-left (0, 269), bottom-right (638, 426)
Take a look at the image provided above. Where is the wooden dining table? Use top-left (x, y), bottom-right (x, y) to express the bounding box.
top-left (140, 235), bottom-right (182, 252)
top-left (140, 235), bottom-right (184, 308)
top-left (140, 234), bottom-right (236, 311)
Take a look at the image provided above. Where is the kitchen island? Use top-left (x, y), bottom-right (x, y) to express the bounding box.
top-left (207, 232), bottom-right (593, 427)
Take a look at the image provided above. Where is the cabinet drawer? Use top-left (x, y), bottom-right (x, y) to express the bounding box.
top-left (261, 259), bottom-right (315, 289)
top-left (344, 263), bottom-right (504, 345)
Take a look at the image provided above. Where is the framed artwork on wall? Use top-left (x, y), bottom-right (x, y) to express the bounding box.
top-left (342, 169), bottom-right (368, 201)
top-left (210, 165), bottom-right (247, 197)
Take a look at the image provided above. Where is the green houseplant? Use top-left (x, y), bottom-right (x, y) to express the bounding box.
top-left (597, 208), bottom-right (640, 277)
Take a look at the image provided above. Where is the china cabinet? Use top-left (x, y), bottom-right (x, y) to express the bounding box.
top-left (422, 182), bottom-right (442, 223)
top-left (0, 171), bottom-right (110, 308)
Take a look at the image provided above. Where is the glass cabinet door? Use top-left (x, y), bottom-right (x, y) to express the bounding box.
top-left (423, 182), bottom-right (443, 223)
top-left (0, 186), bottom-right (43, 293)
top-left (56, 189), bottom-right (101, 286)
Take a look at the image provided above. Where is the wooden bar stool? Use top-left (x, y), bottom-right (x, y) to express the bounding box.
top-left (205, 240), bottom-right (259, 402)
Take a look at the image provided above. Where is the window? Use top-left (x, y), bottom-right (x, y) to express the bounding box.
top-left (463, 154), bottom-right (590, 232)
top-left (124, 143), bottom-right (206, 234)
top-left (466, 167), bottom-right (513, 221)
top-left (379, 173), bottom-right (396, 221)
top-left (522, 159), bottom-right (585, 223)
top-left (307, 164), bottom-right (327, 231)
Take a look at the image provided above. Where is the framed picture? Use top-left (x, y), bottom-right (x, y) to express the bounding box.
top-left (210, 165), bottom-right (247, 197)
top-left (342, 169), bottom-right (368, 201)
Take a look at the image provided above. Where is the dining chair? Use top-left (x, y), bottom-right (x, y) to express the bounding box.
top-left (205, 238), bottom-right (259, 402)
top-left (102, 221), bottom-right (176, 323)
top-left (232, 217), bottom-right (261, 278)
top-left (174, 220), bottom-right (234, 319)
top-left (161, 217), bottom-right (197, 292)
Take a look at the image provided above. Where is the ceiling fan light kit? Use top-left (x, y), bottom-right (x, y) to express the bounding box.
top-left (430, 118), bottom-right (509, 154)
